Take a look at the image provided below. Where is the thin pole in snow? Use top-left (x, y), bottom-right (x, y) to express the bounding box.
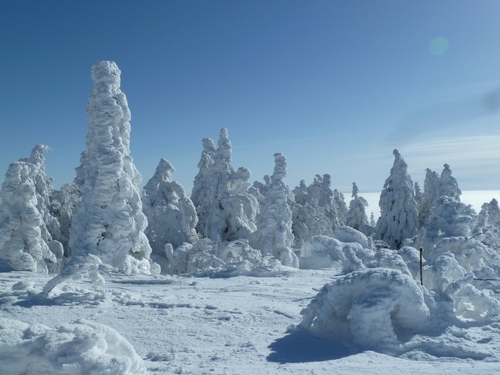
top-left (419, 247), bottom-right (423, 286)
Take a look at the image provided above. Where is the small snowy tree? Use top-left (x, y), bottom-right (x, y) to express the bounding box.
top-left (417, 164), bottom-right (475, 255)
top-left (250, 153), bottom-right (298, 267)
top-left (346, 182), bottom-right (369, 231)
top-left (292, 175), bottom-right (342, 247)
top-left (376, 149), bottom-right (418, 249)
top-left (439, 163), bottom-right (462, 200)
top-left (191, 138), bottom-right (216, 212)
top-left (193, 129), bottom-right (258, 242)
top-left (142, 159), bottom-right (198, 254)
top-left (69, 61), bottom-right (155, 274)
top-left (334, 189), bottom-right (348, 226)
top-left (418, 168), bottom-right (440, 228)
top-left (0, 145), bottom-right (63, 272)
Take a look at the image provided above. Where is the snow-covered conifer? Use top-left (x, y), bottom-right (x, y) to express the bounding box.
top-left (376, 149), bottom-right (418, 249)
top-left (334, 189), bottom-right (348, 226)
top-left (0, 145), bottom-right (63, 272)
top-left (439, 163), bottom-right (461, 200)
top-left (68, 61), bottom-right (154, 274)
top-left (191, 138), bottom-right (216, 210)
top-left (250, 153), bottom-right (298, 267)
top-left (346, 182), bottom-right (369, 231)
top-left (417, 164), bottom-right (474, 255)
top-left (142, 159), bottom-right (198, 255)
top-left (418, 168), bottom-right (440, 228)
top-left (194, 129), bottom-right (258, 242)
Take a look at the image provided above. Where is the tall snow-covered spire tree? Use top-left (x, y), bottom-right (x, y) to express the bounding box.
top-left (0, 145), bottom-right (63, 273)
top-left (69, 61), bottom-right (154, 274)
top-left (250, 153), bottom-right (298, 267)
top-left (142, 159), bottom-right (198, 254)
top-left (376, 149), bottom-right (418, 249)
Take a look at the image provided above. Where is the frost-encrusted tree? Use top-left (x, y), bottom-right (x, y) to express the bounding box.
top-left (417, 164), bottom-right (475, 255)
top-left (250, 153), bottom-right (298, 267)
top-left (376, 149), bottom-right (418, 249)
top-left (191, 138), bottom-right (216, 212)
top-left (49, 152), bottom-right (86, 256)
top-left (193, 129), bottom-right (258, 242)
top-left (142, 159), bottom-right (198, 254)
top-left (69, 61), bottom-right (154, 274)
top-left (0, 145), bottom-right (63, 272)
top-left (346, 182), bottom-right (369, 231)
top-left (334, 189), bottom-right (348, 226)
top-left (439, 163), bottom-right (461, 200)
top-left (418, 168), bottom-right (440, 228)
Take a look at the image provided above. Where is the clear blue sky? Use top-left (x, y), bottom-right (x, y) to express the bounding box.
top-left (1, 0), bottom-right (500, 194)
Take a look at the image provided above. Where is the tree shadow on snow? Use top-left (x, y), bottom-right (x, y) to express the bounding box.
top-left (267, 330), bottom-right (356, 364)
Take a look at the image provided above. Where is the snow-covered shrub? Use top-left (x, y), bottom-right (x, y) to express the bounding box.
top-left (376, 149), bottom-right (418, 249)
top-left (0, 318), bottom-right (147, 375)
top-left (250, 153), bottom-right (298, 268)
top-left (298, 268), bottom-right (430, 351)
top-left (142, 159), bottom-right (198, 255)
top-left (69, 61), bottom-right (155, 274)
top-left (0, 145), bottom-right (63, 273)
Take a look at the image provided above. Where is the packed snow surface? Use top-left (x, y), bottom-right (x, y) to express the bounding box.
top-left (1, 268), bottom-right (500, 374)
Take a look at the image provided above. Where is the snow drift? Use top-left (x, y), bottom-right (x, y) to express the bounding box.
top-left (0, 318), bottom-right (146, 375)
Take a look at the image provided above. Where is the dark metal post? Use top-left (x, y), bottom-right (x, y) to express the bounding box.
top-left (419, 247), bottom-right (423, 286)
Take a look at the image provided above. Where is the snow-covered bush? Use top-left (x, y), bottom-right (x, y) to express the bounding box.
top-left (376, 149), bottom-right (418, 249)
top-left (68, 61), bottom-right (155, 274)
top-left (0, 145), bottom-right (63, 273)
top-left (298, 268), bottom-right (430, 351)
top-left (142, 159), bottom-right (198, 257)
top-left (250, 153), bottom-right (298, 268)
top-left (0, 318), bottom-right (147, 375)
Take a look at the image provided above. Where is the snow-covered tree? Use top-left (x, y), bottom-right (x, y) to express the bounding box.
top-left (193, 129), bottom-right (258, 242)
top-left (376, 149), bottom-right (418, 249)
top-left (334, 189), bottom-right (348, 225)
top-left (142, 159), bottom-right (198, 255)
top-left (346, 182), bottom-right (369, 231)
top-left (0, 145), bottom-right (63, 272)
top-left (439, 163), bottom-right (461, 200)
top-left (250, 153), bottom-right (298, 267)
top-left (416, 164), bottom-right (475, 255)
top-left (292, 174), bottom-right (341, 247)
top-left (49, 152), bottom-right (86, 257)
top-left (418, 168), bottom-right (440, 228)
top-left (69, 61), bottom-right (155, 274)
top-left (191, 138), bottom-right (216, 210)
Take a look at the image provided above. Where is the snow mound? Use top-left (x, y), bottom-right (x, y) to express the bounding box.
top-left (0, 318), bottom-right (146, 375)
top-left (165, 238), bottom-right (290, 277)
top-left (299, 268), bottom-right (430, 352)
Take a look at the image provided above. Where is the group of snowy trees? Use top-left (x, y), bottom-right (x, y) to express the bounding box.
top-left (1, 61), bottom-right (498, 276)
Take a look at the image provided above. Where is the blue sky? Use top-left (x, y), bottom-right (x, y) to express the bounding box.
top-left (1, 0), bottom-right (500, 195)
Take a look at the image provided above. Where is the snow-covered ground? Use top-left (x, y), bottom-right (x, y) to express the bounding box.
top-left (1, 268), bottom-right (499, 374)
